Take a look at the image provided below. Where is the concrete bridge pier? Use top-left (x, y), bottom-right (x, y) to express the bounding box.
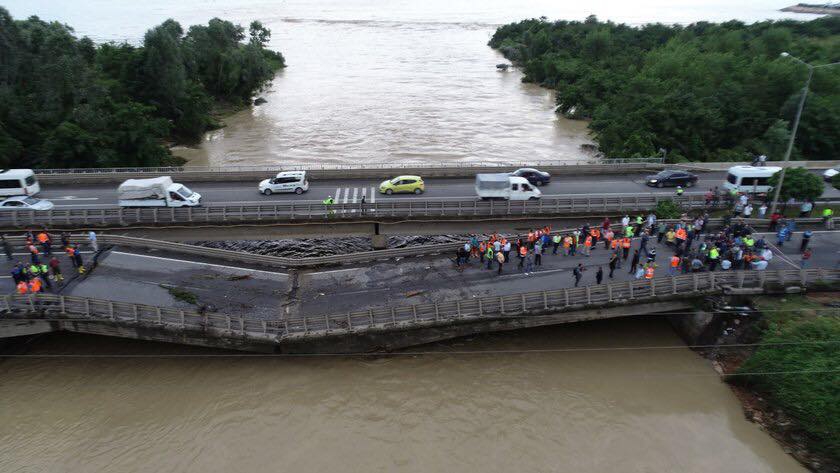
top-left (372, 222), bottom-right (387, 249)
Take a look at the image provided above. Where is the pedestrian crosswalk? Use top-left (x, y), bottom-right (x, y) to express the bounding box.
top-left (334, 187), bottom-right (377, 205)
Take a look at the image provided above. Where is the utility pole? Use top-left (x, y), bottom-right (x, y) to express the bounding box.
top-left (769, 53), bottom-right (840, 216)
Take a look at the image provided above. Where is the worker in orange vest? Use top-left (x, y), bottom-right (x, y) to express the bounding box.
top-left (517, 244), bottom-right (527, 269)
top-left (644, 265), bottom-right (655, 279)
top-left (29, 277), bottom-right (43, 293)
top-left (16, 280), bottom-right (28, 294)
top-left (669, 255), bottom-right (680, 275)
top-left (621, 237), bottom-right (632, 260)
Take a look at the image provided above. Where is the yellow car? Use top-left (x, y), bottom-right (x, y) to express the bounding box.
top-left (379, 175), bottom-right (425, 195)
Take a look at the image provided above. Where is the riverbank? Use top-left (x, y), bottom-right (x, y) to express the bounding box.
top-left (688, 293), bottom-right (840, 472)
top-left (781, 4), bottom-right (840, 15)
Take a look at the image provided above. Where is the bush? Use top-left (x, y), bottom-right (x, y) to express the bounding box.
top-left (731, 316), bottom-right (840, 460)
top-left (654, 199), bottom-right (682, 219)
top-left (832, 173), bottom-right (840, 190)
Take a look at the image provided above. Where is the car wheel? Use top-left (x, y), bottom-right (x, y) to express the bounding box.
top-left (386, 189), bottom-right (393, 195)
top-left (294, 187), bottom-right (303, 195)
top-left (656, 182), bottom-right (664, 188)
top-left (414, 188), bottom-right (423, 194)
top-left (262, 189), bottom-right (272, 196)
top-left (535, 181), bottom-right (542, 187)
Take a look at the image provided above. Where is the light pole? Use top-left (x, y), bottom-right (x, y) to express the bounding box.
top-left (769, 53), bottom-right (840, 216)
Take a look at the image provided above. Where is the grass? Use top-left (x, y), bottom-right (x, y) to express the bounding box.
top-left (728, 295), bottom-right (840, 460)
top-left (160, 284), bottom-right (198, 305)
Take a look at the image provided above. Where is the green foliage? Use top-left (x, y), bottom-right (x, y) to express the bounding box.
top-left (654, 199), bottom-right (681, 218)
top-left (767, 166), bottom-right (824, 201)
top-left (832, 173), bottom-right (840, 190)
top-left (489, 16), bottom-right (840, 162)
top-left (161, 284), bottom-right (198, 304)
top-left (0, 8), bottom-right (285, 168)
top-left (731, 308), bottom-right (840, 460)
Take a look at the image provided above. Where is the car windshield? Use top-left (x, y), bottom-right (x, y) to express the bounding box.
top-left (726, 173), bottom-right (738, 184)
top-left (656, 171), bottom-right (674, 177)
top-left (390, 178), bottom-right (401, 184)
top-left (22, 197), bottom-right (40, 204)
top-left (176, 186), bottom-right (194, 198)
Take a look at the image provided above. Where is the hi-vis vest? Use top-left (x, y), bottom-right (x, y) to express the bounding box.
top-left (644, 267), bottom-right (654, 279)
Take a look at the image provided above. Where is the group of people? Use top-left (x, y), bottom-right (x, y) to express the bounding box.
top-left (453, 205), bottom-right (819, 288)
top-left (4, 229), bottom-right (99, 294)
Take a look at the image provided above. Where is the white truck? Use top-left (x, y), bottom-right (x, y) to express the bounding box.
top-left (117, 176), bottom-right (202, 207)
top-left (475, 173), bottom-right (541, 201)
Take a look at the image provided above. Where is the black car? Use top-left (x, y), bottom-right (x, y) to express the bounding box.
top-left (645, 170), bottom-right (698, 188)
top-left (510, 168), bottom-right (551, 186)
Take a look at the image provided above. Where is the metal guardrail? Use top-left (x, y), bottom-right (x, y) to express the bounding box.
top-left (4, 269), bottom-right (838, 341)
top-left (3, 193), bottom-right (838, 229)
top-left (32, 158), bottom-right (665, 175)
top-left (0, 193), bottom-right (725, 228)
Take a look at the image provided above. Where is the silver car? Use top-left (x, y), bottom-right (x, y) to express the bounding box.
top-left (0, 196), bottom-right (55, 211)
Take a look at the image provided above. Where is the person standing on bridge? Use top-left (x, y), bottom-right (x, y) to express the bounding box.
top-left (572, 264), bottom-right (584, 287)
top-left (36, 231), bottom-right (51, 255)
top-left (823, 207), bottom-right (835, 229)
top-left (629, 249), bottom-right (640, 276)
top-left (552, 234), bottom-right (561, 255)
top-left (675, 186), bottom-right (684, 197)
top-left (595, 266), bottom-right (603, 285)
top-left (621, 237), bottom-right (631, 260)
top-left (88, 231), bottom-right (98, 252)
top-left (49, 256), bottom-right (63, 284)
top-left (503, 239), bottom-right (511, 262)
top-left (485, 245), bottom-right (494, 270)
top-left (323, 195), bottom-right (335, 217)
top-left (800, 230), bottom-right (813, 252)
top-left (533, 240), bottom-right (543, 266)
top-left (2, 235), bottom-right (12, 261)
top-left (16, 280), bottom-right (28, 294)
top-left (608, 252), bottom-right (618, 278)
top-left (496, 250), bottom-right (505, 275)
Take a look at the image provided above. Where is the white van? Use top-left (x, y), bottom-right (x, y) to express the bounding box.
top-left (475, 174), bottom-right (541, 200)
top-left (722, 166), bottom-right (782, 194)
top-left (258, 171), bottom-right (309, 195)
top-left (0, 169), bottom-right (40, 197)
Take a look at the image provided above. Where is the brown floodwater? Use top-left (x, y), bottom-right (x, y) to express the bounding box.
top-left (0, 318), bottom-right (806, 473)
top-left (0, 1), bottom-right (823, 470)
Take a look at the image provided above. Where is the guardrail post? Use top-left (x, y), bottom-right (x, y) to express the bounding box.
top-left (543, 291), bottom-right (549, 310)
top-left (239, 317), bottom-right (245, 334)
top-left (109, 302), bottom-right (115, 320)
top-left (302, 316), bottom-right (308, 333)
top-left (564, 289), bottom-right (569, 306)
top-left (651, 278), bottom-right (656, 295)
top-left (59, 296), bottom-right (66, 314)
top-left (85, 299), bottom-right (91, 316)
top-left (738, 272), bottom-right (745, 288)
top-left (800, 269), bottom-right (806, 285)
top-left (390, 307), bottom-right (397, 325)
top-left (3, 295), bottom-right (11, 313)
top-left (587, 197), bottom-right (591, 212)
top-left (693, 273), bottom-right (699, 291)
top-left (759, 271), bottom-right (767, 289)
top-left (156, 307), bottom-right (162, 324)
top-left (262, 321), bottom-right (267, 334)
top-left (28, 294), bottom-right (35, 312)
top-left (324, 314), bottom-right (330, 331)
top-left (629, 282), bottom-right (634, 299)
top-left (180, 310), bottom-right (185, 328)
top-left (607, 285), bottom-right (613, 302)
top-left (709, 272), bottom-right (715, 289)
top-left (477, 299), bottom-right (483, 316)
top-left (368, 309), bottom-right (374, 325)
top-left (586, 287), bottom-right (591, 304)
top-left (500, 297), bottom-right (505, 315)
top-left (455, 300), bottom-right (461, 318)
top-left (672, 278), bottom-right (677, 294)
top-left (434, 303), bottom-right (440, 321)
top-left (132, 304), bottom-right (138, 322)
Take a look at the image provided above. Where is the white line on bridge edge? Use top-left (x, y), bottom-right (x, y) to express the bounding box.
top-left (109, 251), bottom-right (289, 277)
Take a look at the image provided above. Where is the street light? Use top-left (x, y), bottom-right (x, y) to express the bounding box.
top-left (769, 53), bottom-right (840, 215)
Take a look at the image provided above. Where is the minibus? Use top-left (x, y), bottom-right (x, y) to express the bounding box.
top-left (722, 166), bottom-right (781, 194)
top-left (0, 169), bottom-right (40, 196)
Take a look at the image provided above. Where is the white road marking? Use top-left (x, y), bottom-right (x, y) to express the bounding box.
top-left (110, 251), bottom-right (288, 277)
top-left (53, 197), bottom-right (99, 201)
top-left (765, 242), bottom-right (801, 269)
top-left (369, 187), bottom-right (376, 203)
top-left (343, 188), bottom-right (350, 204)
top-left (307, 267), bottom-right (360, 275)
top-left (334, 188), bottom-right (342, 203)
top-left (351, 187), bottom-right (358, 203)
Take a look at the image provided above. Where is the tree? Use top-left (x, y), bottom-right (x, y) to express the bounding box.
top-left (767, 167), bottom-right (824, 202)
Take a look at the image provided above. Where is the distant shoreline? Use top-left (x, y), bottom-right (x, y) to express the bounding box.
top-left (781, 4), bottom-right (840, 15)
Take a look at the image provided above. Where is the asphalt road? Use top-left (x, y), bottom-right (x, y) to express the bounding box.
top-left (5, 230), bottom-right (838, 321)
top-left (35, 171), bottom-right (839, 209)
